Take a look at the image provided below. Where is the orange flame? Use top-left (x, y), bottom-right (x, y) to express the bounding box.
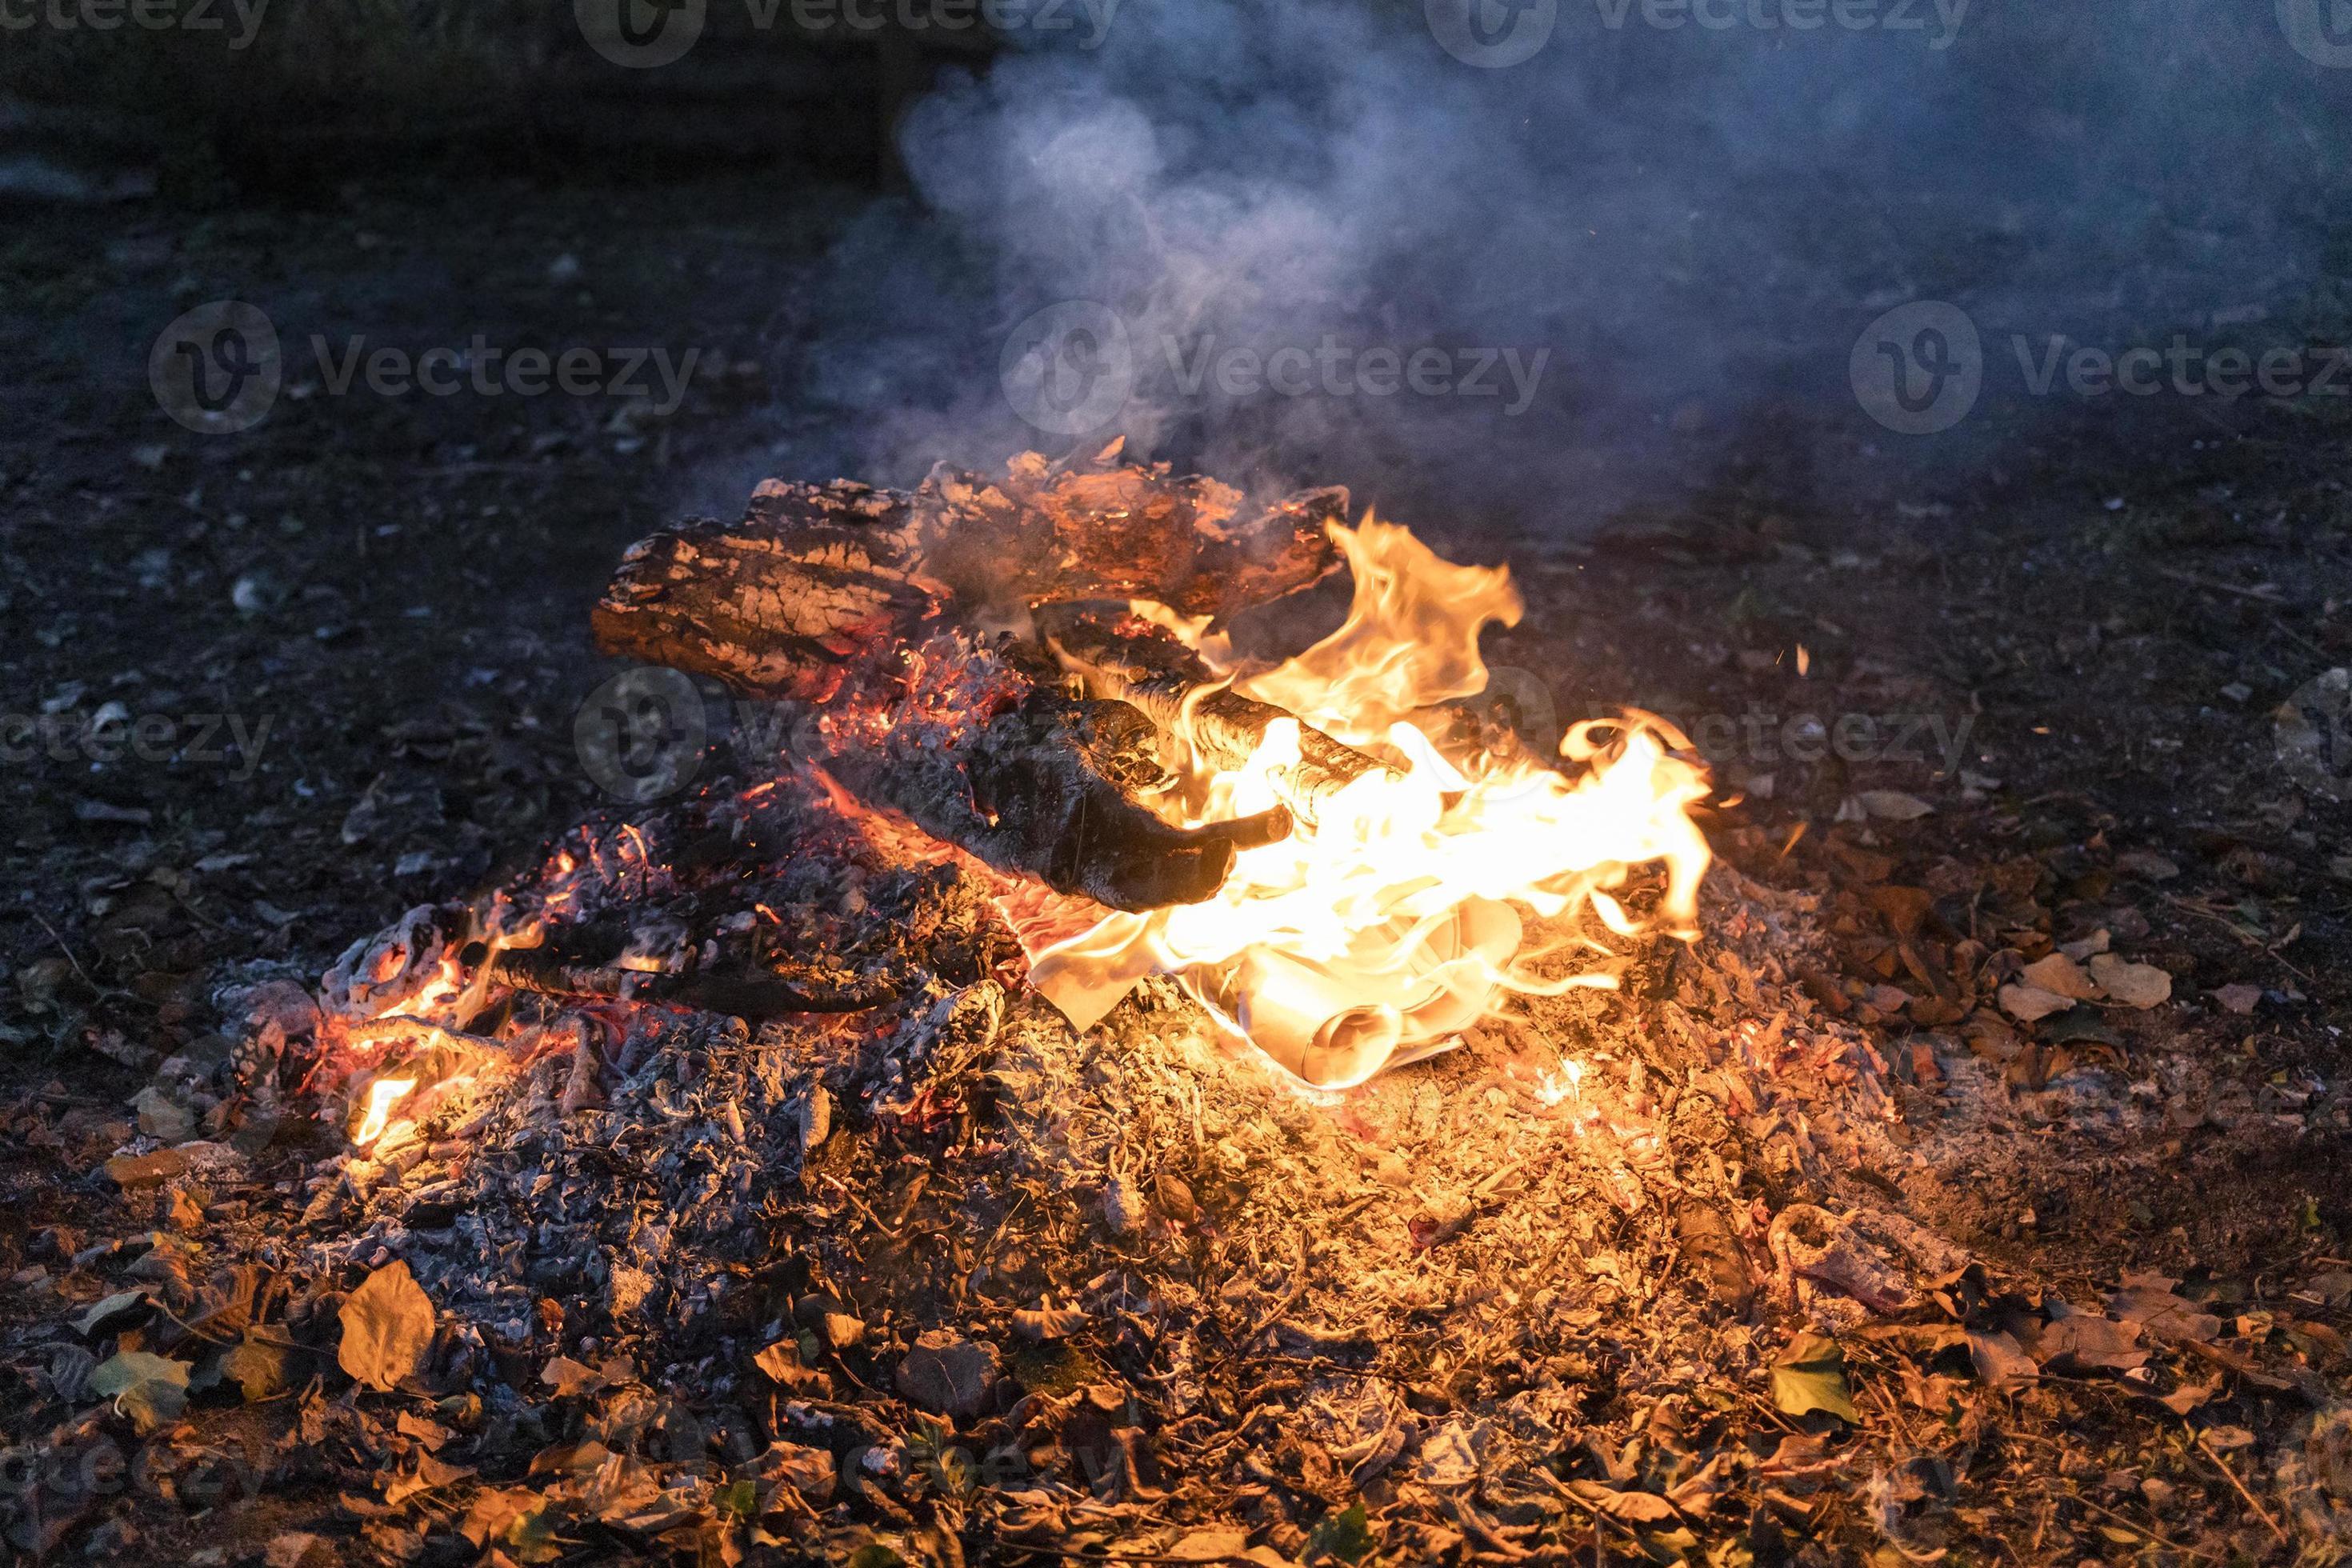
top-left (353, 1076), bottom-right (418, 1146)
top-left (1032, 514), bottom-right (1713, 1092)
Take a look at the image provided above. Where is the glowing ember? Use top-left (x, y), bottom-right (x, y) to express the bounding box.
top-left (353, 1076), bottom-right (418, 1146)
top-left (1031, 514), bottom-right (1713, 1091)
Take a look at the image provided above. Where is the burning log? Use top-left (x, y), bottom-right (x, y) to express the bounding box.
top-left (591, 452), bottom-right (1347, 704)
top-left (1039, 606), bottom-right (1402, 831)
top-left (593, 453), bottom-right (1340, 910)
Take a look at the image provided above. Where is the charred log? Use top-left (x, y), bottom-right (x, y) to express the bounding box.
top-left (590, 454), bottom-right (1348, 704)
top-left (1043, 609), bottom-right (1401, 830)
top-left (824, 669), bottom-right (1291, 912)
top-left (592, 454), bottom-right (1339, 910)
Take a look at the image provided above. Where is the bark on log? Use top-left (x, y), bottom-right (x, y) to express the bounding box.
top-left (1043, 610), bottom-right (1401, 830)
top-left (824, 643), bottom-right (1291, 910)
top-left (589, 454), bottom-right (1338, 910)
top-left (590, 454), bottom-right (1347, 704)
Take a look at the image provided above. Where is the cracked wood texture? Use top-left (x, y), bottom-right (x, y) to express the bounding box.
top-left (590, 454), bottom-right (1335, 909)
top-left (591, 453), bottom-right (1347, 704)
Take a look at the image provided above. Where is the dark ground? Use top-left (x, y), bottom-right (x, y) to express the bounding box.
top-left (7, 173), bottom-right (2352, 1562)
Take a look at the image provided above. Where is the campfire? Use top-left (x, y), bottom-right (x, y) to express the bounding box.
top-left (319, 446), bottom-right (1714, 1125)
top-left (31, 447), bottom-right (2310, 1567)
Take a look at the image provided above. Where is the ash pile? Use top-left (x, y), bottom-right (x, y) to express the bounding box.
top-left (10, 453), bottom-right (2350, 1566)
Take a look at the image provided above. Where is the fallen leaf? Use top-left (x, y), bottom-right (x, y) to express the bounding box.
top-left (338, 1259), bottom-right (434, 1393)
top-left (383, 1451), bottom-right (472, 1508)
top-left (1966, 1329), bottom-right (2038, 1391)
top-left (1771, 1333), bottom-right (1860, 1422)
top-left (748, 1439), bottom-right (836, 1506)
top-left (2058, 928), bottom-right (2112, 961)
top-left (2158, 1378), bottom-right (2219, 1416)
top-left (2089, 953), bottom-right (2171, 1009)
top-left (264, 1531), bottom-right (326, 1568)
top-left (73, 1290), bottom-right (150, 1338)
top-left (752, 1338), bottom-right (828, 1395)
top-left (2214, 983), bottom-right (2263, 1014)
top-left (90, 1349), bottom-right (190, 1433)
top-left (539, 1354), bottom-right (602, 1398)
top-left (2110, 1283), bottom-right (2221, 1344)
top-left (1854, 790), bottom-right (1934, 821)
top-left (222, 1333), bottom-right (295, 1400)
top-left (2021, 953), bottom-right (2100, 1000)
top-left (2031, 1314), bottom-right (2147, 1373)
top-left (2114, 850), bottom-right (2180, 882)
top-left (1568, 1479), bottom-right (1682, 1522)
top-left (1013, 1306), bottom-right (1090, 1342)
top-left (1998, 982), bottom-right (2076, 1022)
top-left (1303, 1501), bottom-right (1375, 1565)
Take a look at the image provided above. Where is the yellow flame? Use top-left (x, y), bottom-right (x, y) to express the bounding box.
top-left (354, 1077), bottom-right (418, 1146)
top-left (1034, 512), bottom-right (1713, 1093)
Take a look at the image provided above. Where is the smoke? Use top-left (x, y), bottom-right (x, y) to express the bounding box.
top-left (768, 0), bottom-right (2352, 533)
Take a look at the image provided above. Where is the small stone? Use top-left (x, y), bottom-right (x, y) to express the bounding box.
top-left (894, 1330), bottom-right (1000, 1421)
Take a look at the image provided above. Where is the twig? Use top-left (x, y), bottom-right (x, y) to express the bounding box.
top-left (2153, 566), bottom-right (2286, 603)
top-left (28, 911), bottom-right (99, 991)
top-left (2161, 894), bottom-right (2313, 982)
top-left (2194, 1429), bottom-right (2287, 1544)
top-left (2068, 1491), bottom-right (2217, 1563)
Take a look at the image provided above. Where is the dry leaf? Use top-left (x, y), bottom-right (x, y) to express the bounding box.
top-left (90, 1349), bottom-right (190, 1433)
top-left (2021, 953), bottom-right (2100, 1000)
top-left (2031, 1314), bottom-right (2147, 1373)
top-left (1854, 790), bottom-right (1934, 821)
top-left (1013, 1306), bottom-right (1090, 1342)
top-left (539, 1355), bottom-right (602, 1398)
top-left (339, 1259), bottom-right (435, 1393)
top-left (383, 1452), bottom-right (473, 1508)
top-left (1966, 1329), bottom-right (2038, 1390)
top-left (222, 1333), bottom-right (294, 1401)
top-left (2114, 850), bottom-right (2179, 882)
top-left (2111, 1282), bottom-right (2220, 1343)
top-left (264, 1532), bottom-right (326, 1568)
top-left (2158, 1378), bottom-right (2219, 1416)
top-left (1998, 982), bottom-right (2075, 1022)
top-left (2089, 953), bottom-right (2171, 1009)
top-left (1567, 1479), bottom-right (1681, 1522)
top-left (1770, 1334), bottom-right (1860, 1422)
top-left (2214, 982), bottom-right (2263, 1014)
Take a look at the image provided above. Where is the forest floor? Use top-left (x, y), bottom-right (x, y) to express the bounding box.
top-left (6, 177), bottom-right (2352, 1565)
